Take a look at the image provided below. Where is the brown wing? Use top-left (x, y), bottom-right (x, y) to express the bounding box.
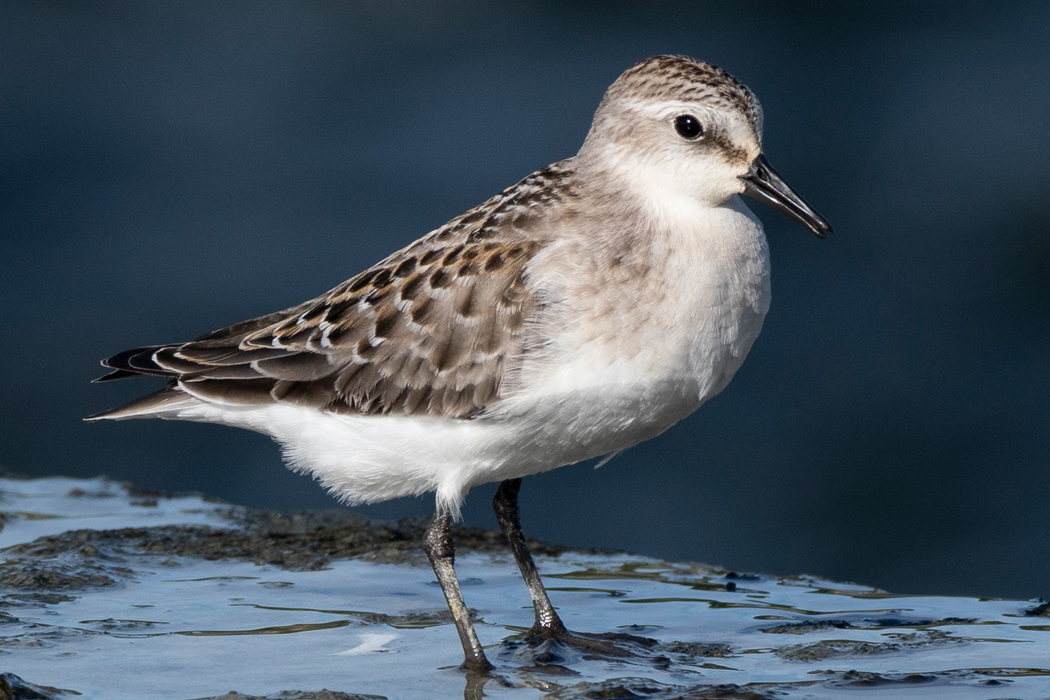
top-left (92, 161), bottom-right (578, 420)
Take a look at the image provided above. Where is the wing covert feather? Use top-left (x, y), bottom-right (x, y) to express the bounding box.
top-left (96, 161), bottom-right (578, 419)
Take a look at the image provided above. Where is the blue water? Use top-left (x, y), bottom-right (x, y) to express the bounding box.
top-left (1, 477), bottom-right (1049, 699)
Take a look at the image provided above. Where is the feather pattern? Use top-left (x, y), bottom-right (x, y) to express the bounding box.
top-left (91, 162), bottom-right (579, 420)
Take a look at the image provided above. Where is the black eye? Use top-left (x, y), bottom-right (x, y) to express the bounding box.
top-left (674, 114), bottom-right (703, 140)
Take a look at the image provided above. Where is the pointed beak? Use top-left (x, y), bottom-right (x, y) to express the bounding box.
top-left (739, 153), bottom-right (832, 238)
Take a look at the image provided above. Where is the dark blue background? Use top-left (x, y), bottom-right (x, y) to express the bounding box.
top-left (3, 2), bottom-right (1049, 600)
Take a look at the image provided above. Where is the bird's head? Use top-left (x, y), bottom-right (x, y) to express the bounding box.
top-left (579, 55), bottom-right (831, 238)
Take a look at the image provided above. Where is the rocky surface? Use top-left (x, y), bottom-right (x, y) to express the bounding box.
top-left (0, 476), bottom-right (1048, 700)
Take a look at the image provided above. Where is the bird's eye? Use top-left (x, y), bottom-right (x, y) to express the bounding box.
top-left (674, 114), bottom-right (703, 140)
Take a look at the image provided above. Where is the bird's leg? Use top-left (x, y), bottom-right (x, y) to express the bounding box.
top-left (493, 478), bottom-right (653, 659)
top-left (492, 478), bottom-right (567, 638)
top-left (423, 509), bottom-right (493, 673)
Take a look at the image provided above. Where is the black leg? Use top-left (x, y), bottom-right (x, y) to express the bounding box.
top-left (492, 478), bottom-right (567, 638)
top-left (423, 509), bottom-right (493, 673)
top-left (493, 478), bottom-right (654, 659)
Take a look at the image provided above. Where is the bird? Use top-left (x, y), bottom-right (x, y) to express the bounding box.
top-left (88, 55), bottom-right (830, 673)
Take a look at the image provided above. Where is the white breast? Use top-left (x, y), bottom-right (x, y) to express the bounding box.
top-left (486, 193), bottom-right (771, 475)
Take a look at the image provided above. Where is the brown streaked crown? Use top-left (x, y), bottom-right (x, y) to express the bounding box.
top-left (601, 55), bottom-right (763, 138)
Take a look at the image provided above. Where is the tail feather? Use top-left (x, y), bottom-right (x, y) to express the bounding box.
top-left (85, 386), bottom-right (200, 421)
top-left (92, 369), bottom-right (141, 383)
top-left (97, 345), bottom-right (174, 379)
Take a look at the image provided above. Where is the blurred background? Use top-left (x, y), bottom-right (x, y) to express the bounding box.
top-left (3, 1), bottom-right (1048, 601)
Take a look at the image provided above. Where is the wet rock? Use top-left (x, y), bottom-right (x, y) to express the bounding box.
top-left (723, 572), bottom-right (760, 581)
top-left (655, 640), bottom-right (733, 658)
top-left (0, 594), bottom-right (75, 607)
top-left (1023, 600), bottom-right (1049, 617)
top-left (344, 608), bottom-right (458, 628)
top-left (1, 511), bottom-right (575, 576)
top-left (0, 564), bottom-right (118, 591)
top-left (79, 617), bottom-right (167, 632)
top-left (0, 625), bottom-right (96, 650)
top-left (539, 678), bottom-right (776, 699)
top-left (191, 692), bottom-right (386, 700)
top-left (760, 619), bottom-right (853, 634)
top-left (808, 668), bottom-right (1035, 689)
top-left (760, 616), bottom-right (975, 635)
top-left (775, 629), bottom-right (960, 661)
top-left (0, 672), bottom-right (75, 699)
top-left (776, 639), bottom-right (901, 661)
top-left (823, 670), bottom-right (939, 687)
top-left (66, 487), bottom-right (116, 499)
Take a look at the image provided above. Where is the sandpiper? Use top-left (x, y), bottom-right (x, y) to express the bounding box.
top-left (89, 55), bottom-right (830, 672)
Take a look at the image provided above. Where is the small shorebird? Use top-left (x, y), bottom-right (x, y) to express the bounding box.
top-left (89, 55), bottom-right (830, 672)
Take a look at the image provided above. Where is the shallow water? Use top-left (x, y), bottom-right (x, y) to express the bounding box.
top-left (0, 476), bottom-right (1048, 700)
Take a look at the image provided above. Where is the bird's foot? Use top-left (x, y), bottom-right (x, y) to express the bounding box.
top-left (505, 623), bottom-right (658, 671)
top-left (531, 625), bottom-right (657, 656)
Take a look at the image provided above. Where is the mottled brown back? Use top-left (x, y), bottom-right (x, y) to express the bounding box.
top-left (95, 161), bottom-right (580, 419)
